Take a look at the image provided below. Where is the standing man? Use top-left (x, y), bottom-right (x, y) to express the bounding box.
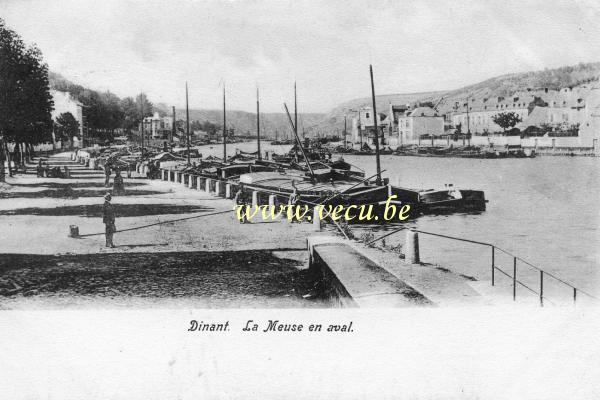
top-left (234, 185), bottom-right (248, 224)
top-left (102, 192), bottom-right (116, 248)
top-left (288, 183), bottom-right (301, 223)
top-left (104, 164), bottom-right (112, 188)
top-left (113, 169), bottom-right (125, 195)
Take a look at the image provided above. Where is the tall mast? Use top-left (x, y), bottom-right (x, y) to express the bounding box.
top-left (140, 92), bottom-right (144, 152)
top-left (293, 82), bottom-right (298, 160)
top-left (359, 110), bottom-right (363, 148)
top-left (284, 103), bottom-right (315, 182)
top-left (256, 87), bottom-right (261, 160)
top-left (223, 84), bottom-right (227, 162)
top-left (185, 82), bottom-right (190, 165)
top-left (369, 65), bottom-right (382, 186)
top-left (466, 94), bottom-right (471, 146)
top-left (171, 106), bottom-right (175, 145)
top-left (294, 82), bottom-right (298, 142)
top-left (344, 116), bottom-right (347, 150)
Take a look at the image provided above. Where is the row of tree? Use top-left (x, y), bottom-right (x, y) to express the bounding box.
top-left (51, 71), bottom-right (155, 139)
top-left (1, 18), bottom-right (54, 181)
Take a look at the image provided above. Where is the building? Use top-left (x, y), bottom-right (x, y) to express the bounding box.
top-left (351, 107), bottom-right (387, 145)
top-left (384, 104), bottom-right (444, 146)
top-left (143, 112), bottom-right (174, 139)
top-left (450, 86), bottom-right (591, 134)
top-left (50, 89), bottom-right (84, 143)
top-left (397, 107), bottom-right (444, 142)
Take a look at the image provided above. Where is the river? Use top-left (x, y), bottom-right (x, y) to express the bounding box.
top-left (195, 141), bottom-right (600, 300)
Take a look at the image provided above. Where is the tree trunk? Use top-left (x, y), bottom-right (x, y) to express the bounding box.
top-left (20, 142), bottom-right (25, 166)
top-left (6, 145), bottom-right (13, 177)
top-left (0, 141), bottom-right (5, 183)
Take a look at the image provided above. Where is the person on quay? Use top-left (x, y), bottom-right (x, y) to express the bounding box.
top-left (113, 169), bottom-right (125, 196)
top-left (288, 183), bottom-right (301, 223)
top-left (102, 192), bottom-right (116, 248)
top-left (234, 185), bottom-right (248, 224)
top-left (104, 164), bottom-right (112, 187)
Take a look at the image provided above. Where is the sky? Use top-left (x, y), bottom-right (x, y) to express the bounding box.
top-left (2, 0), bottom-right (600, 113)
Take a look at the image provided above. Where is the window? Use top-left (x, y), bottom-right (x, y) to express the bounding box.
top-left (366, 112), bottom-right (370, 118)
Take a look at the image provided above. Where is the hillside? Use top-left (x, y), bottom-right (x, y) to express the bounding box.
top-left (321, 62), bottom-right (600, 131)
top-left (154, 104), bottom-right (324, 140)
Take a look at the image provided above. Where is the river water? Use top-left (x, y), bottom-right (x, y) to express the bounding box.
top-left (196, 141), bottom-right (600, 300)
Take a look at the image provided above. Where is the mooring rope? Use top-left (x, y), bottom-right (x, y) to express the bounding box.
top-left (77, 209), bottom-right (234, 238)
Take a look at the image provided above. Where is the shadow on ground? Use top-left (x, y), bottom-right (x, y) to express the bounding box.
top-left (0, 250), bottom-right (328, 308)
top-left (1, 188), bottom-right (167, 199)
top-left (8, 182), bottom-right (147, 189)
top-left (0, 204), bottom-right (214, 217)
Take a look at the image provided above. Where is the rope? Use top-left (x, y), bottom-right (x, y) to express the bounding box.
top-left (77, 209), bottom-right (234, 237)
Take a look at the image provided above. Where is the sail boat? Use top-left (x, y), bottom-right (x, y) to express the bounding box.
top-left (234, 68), bottom-right (487, 219)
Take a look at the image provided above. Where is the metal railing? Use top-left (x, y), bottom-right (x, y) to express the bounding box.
top-left (367, 227), bottom-right (597, 306)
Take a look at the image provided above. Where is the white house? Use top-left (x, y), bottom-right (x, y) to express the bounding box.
top-left (143, 112), bottom-right (174, 139)
top-left (51, 89), bottom-right (84, 145)
top-left (395, 106), bottom-right (444, 145)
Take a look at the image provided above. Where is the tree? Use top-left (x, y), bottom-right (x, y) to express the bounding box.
top-left (492, 112), bottom-right (522, 133)
top-left (55, 112), bottom-right (80, 143)
top-left (0, 18), bottom-right (54, 181)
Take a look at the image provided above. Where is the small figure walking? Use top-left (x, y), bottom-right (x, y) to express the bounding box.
top-left (104, 164), bottom-right (112, 187)
top-left (113, 169), bottom-right (125, 195)
top-left (103, 192), bottom-right (116, 248)
top-left (288, 184), bottom-right (301, 223)
top-left (234, 185), bottom-right (248, 224)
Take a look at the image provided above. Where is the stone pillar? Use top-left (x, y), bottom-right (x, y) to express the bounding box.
top-left (174, 171), bottom-right (178, 183)
top-left (189, 175), bottom-right (194, 188)
top-left (225, 183), bottom-right (232, 199)
top-left (405, 230), bottom-right (420, 264)
top-left (196, 176), bottom-right (202, 191)
top-left (268, 195), bottom-right (276, 208)
top-left (162, 169), bottom-right (166, 180)
top-left (205, 178), bottom-right (212, 193)
top-left (252, 191), bottom-right (259, 207)
top-left (214, 181), bottom-right (221, 196)
top-left (313, 207), bottom-right (321, 231)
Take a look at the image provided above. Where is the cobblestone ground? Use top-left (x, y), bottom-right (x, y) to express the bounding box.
top-left (0, 251), bottom-right (327, 308)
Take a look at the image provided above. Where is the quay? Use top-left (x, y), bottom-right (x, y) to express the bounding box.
top-left (0, 151), bottom-right (594, 308)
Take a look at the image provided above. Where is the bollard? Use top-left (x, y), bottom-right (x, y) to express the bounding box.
top-left (215, 181), bottom-right (221, 196)
top-left (225, 183), bottom-right (232, 199)
top-left (69, 225), bottom-right (79, 238)
top-left (313, 207), bottom-right (321, 231)
top-left (405, 230), bottom-right (420, 264)
top-left (252, 191), bottom-right (259, 207)
top-left (205, 178), bottom-right (212, 193)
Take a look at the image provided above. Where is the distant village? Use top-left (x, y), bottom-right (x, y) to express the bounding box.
top-left (49, 81), bottom-right (600, 154)
top-left (350, 84), bottom-right (600, 152)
